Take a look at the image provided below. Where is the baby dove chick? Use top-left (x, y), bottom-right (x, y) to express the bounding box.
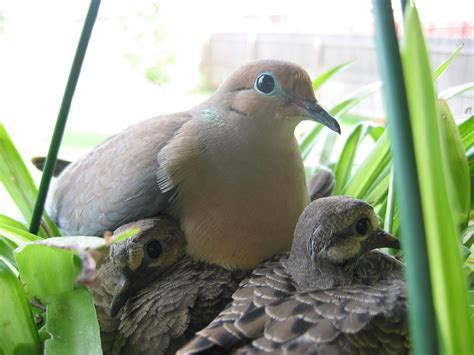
top-left (48, 60), bottom-right (340, 270)
top-left (178, 196), bottom-right (408, 354)
top-left (91, 216), bottom-right (247, 355)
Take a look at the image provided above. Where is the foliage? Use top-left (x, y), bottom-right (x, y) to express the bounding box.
top-left (298, 9), bottom-right (473, 352)
top-left (121, 1), bottom-right (177, 86)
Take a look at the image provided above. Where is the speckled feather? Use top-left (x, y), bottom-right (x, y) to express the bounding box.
top-left (90, 217), bottom-right (248, 355)
top-left (178, 252), bottom-right (408, 354)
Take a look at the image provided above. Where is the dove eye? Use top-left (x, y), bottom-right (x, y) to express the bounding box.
top-left (146, 240), bottom-right (163, 259)
top-left (255, 73), bottom-right (276, 95)
top-left (355, 218), bottom-right (371, 235)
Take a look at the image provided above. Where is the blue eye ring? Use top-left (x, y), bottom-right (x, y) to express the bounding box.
top-left (254, 72), bottom-right (279, 96)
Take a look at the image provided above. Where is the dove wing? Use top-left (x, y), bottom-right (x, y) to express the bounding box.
top-left (179, 254), bottom-right (408, 354)
top-left (49, 112), bottom-right (194, 236)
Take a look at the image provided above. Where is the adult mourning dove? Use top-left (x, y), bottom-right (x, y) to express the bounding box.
top-left (91, 216), bottom-right (248, 354)
top-left (48, 60), bottom-right (340, 269)
top-left (178, 196), bottom-right (409, 354)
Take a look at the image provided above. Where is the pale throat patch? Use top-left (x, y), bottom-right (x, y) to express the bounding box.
top-left (200, 108), bottom-right (225, 127)
top-left (327, 237), bottom-right (361, 264)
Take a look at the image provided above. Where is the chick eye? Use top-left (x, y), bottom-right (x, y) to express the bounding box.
top-left (355, 218), bottom-right (371, 235)
top-left (255, 73), bottom-right (276, 95)
top-left (146, 240), bottom-right (162, 259)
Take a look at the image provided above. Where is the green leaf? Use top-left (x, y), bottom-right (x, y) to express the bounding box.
top-left (15, 243), bottom-right (80, 302)
top-left (403, 5), bottom-right (473, 353)
top-left (342, 131), bottom-right (391, 199)
top-left (458, 115), bottom-right (473, 150)
top-left (0, 259), bottom-right (41, 355)
top-left (463, 225), bottom-right (474, 248)
top-left (0, 214), bottom-right (28, 231)
top-left (0, 222), bottom-right (42, 246)
top-left (439, 82), bottom-right (474, 100)
top-left (44, 288), bottom-right (102, 355)
top-left (0, 123), bottom-right (60, 237)
top-left (438, 100), bottom-right (470, 229)
top-left (300, 124), bottom-right (324, 160)
top-left (112, 226), bottom-right (140, 243)
top-left (334, 124), bottom-right (365, 194)
top-left (312, 60), bottom-right (353, 91)
top-left (364, 167), bottom-right (391, 206)
top-left (0, 237), bottom-right (17, 266)
top-left (368, 125), bottom-right (385, 141)
top-left (15, 236), bottom-right (107, 301)
top-left (434, 43), bottom-right (463, 80)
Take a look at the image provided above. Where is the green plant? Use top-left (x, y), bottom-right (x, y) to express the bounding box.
top-left (297, 6), bottom-right (473, 352)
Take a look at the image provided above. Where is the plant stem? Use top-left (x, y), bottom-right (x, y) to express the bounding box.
top-left (29, 0), bottom-right (101, 235)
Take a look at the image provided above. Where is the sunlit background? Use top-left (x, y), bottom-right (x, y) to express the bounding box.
top-left (0, 0), bottom-right (473, 218)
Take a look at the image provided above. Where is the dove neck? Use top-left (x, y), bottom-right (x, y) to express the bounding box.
top-left (285, 252), bottom-right (355, 291)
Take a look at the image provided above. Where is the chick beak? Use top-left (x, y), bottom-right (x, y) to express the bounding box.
top-left (110, 273), bottom-right (132, 318)
top-left (293, 98), bottom-right (341, 134)
top-left (360, 229), bottom-right (400, 255)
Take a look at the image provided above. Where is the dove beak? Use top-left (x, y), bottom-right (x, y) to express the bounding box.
top-left (360, 229), bottom-right (400, 255)
top-left (293, 98), bottom-right (341, 134)
top-left (110, 273), bottom-right (132, 318)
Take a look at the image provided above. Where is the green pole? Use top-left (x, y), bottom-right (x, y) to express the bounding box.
top-left (29, 0), bottom-right (101, 235)
top-left (372, 1), bottom-right (439, 354)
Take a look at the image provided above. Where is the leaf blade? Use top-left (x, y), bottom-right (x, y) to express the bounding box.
top-left (44, 288), bottom-right (102, 355)
top-left (0, 259), bottom-right (41, 355)
top-left (403, 5), bottom-right (473, 353)
top-left (0, 123), bottom-right (60, 237)
top-left (312, 60), bottom-right (353, 91)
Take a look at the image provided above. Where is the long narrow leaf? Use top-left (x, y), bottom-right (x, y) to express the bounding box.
top-left (312, 61), bottom-right (353, 91)
top-left (439, 100), bottom-right (470, 229)
top-left (0, 214), bottom-right (28, 231)
top-left (0, 259), bottom-right (41, 355)
top-left (458, 115), bottom-right (473, 149)
top-left (439, 82), bottom-right (474, 100)
top-left (434, 43), bottom-right (463, 80)
top-left (334, 124), bottom-right (364, 193)
top-left (0, 123), bottom-right (60, 237)
top-left (364, 166), bottom-right (391, 206)
top-left (0, 222), bottom-right (42, 246)
top-left (403, 5), bottom-right (473, 353)
top-left (342, 131), bottom-right (391, 198)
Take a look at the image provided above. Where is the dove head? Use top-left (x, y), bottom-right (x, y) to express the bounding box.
top-left (286, 196), bottom-right (399, 289)
top-left (199, 60), bottom-right (340, 133)
top-left (108, 216), bottom-right (186, 318)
